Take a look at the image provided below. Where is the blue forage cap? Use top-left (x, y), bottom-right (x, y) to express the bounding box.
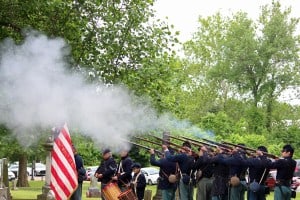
top-left (131, 162), bottom-right (141, 169)
top-left (102, 148), bottom-right (111, 155)
top-left (257, 146), bottom-right (268, 153)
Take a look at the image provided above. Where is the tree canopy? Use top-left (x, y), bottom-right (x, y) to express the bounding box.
top-left (183, 1), bottom-right (300, 134)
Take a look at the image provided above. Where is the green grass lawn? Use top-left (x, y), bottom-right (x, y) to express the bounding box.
top-left (8, 180), bottom-right (300, 200)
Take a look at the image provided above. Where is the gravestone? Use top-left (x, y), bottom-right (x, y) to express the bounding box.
top-left (0, 158), bottom-right (12, 200)
top-left (86, 176), bottom-right (101, 197)
top-left (37, 138), bottom-right (54, 200)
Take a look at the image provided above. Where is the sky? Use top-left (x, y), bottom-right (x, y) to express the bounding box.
top-left (154, 0), bottom-right (300, 42)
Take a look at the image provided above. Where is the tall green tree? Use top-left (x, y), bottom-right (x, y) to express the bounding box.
top-left (183, 1), bottom-right (300, 134)
top-left (258, 2), bottom-right (300, 131)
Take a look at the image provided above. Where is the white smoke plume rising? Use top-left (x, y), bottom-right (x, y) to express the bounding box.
top-left (0, 32), bottom-right (168, 148)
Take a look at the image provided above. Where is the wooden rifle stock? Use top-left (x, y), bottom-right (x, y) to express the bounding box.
top-left (132, 136), bottom-right (163, 147)
top-left (180, 135), bottom-right (232, 152)
top-left (149, 134), bottom-right (182, 149)
top-left (168, 135), bottom-right (215, 150)
top-left (179, 135), bottom-right (217, 148)
top-left (222, 141), bottom-right (278, 159)
top-left (123, 140), bottom-right (163, 156)
top-left (168, 135), bottom-right (222, 155)
top-left (149, 135), bottom-right (198, 157)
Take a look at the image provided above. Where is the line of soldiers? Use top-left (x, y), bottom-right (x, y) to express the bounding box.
top-left (92, 141), bottom-right (296, 200)
top-left (150, 141), bottom-right (296, 200)
top-left (94, 148), bottom-right (146, 200)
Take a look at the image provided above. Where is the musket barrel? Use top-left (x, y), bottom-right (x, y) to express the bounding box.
top-left (149, 134), bottom-right (199, 157)
top-left (169, 135), bottom-right (217, 151)
top-left (168, 135), bottom-right (201, 146)
top-left (149, 134), bottom-right (186, 150)
top-left (122, 139), bottom-right (163, 156)
top-left (179, 135), bottom-right (232, 152)
top-left (222, 141), bottom-right (278, 159)
top-left (179, 135), bottom-right (216, 147)
top-left (132, 136), bottom-right (162, 147)
top-left (200, 138), bottom-right (234, 150)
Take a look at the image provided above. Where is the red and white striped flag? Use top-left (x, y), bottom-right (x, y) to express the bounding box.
top-left (50, 123), bottom-right (78, 200)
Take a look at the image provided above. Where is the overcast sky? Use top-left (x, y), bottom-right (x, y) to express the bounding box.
top-left (154, 0), bottom-right (300, 42)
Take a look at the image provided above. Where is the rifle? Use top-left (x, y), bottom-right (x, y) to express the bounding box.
top-left (180, 135), bottom-right (232, 152)
top-left (149, 134), bottom-right (182, 149)
top-left (168, 135), bottom-right (225, 156)
top-left (168, 135), bottom-right (211, 149)
top-left (122, 140), bottom-right (164, 156)
top-left (148, 134), bottom-right (198, 157)
top-left (132, 136), bottom-right (163, 148)
top-left (222, 141), bottom-right (278, 159)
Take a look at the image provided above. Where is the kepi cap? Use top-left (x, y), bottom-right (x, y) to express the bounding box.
top-left (102, 148), bottom-right (111, 155)
top-left (131, 162), bottom-right (141, 169)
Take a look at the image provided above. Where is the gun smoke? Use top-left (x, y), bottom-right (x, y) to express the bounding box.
top-left (0, 32), bottom-right (171, 149)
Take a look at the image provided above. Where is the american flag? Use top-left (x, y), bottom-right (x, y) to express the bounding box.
top-left (50, 124), bottom-right (78, 200)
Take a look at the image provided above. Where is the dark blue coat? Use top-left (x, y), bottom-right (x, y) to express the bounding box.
top-left (116, 155), bottom-right (133, 186)
top-left (74, 154), bottom-right (85, 183)
top-left (210, 153), bottom-right (229, 196)
top-left (268, 157), bottom-right (296, 183)
top-left (150, 154), bottom-right (178, 190)
top-left (193, 152), bottom-right (214, 178)
top-left (96, 157), bottom-right (117, 184)
top-left (244, 155), bottom-right (270, 183)
top-left (214, 150), bottom-right (247, 179)
top-left (165, 150), bottom-right (194, 175)
top-left (132, 171), bottom-right (146, 200)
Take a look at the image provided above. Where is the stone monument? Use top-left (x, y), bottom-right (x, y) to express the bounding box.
top-left (37, 137), bottom-right (54, 200)
top-left (0, 158), bottom-right (12, 200)
top-left (86, 176), bottom-right (101, 197)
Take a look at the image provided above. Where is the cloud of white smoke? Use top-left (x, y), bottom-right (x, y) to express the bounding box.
top-left (0, 32), bottom-right (168, 149)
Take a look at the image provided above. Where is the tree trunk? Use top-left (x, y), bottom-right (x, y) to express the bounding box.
top-left (266, 96), bottom-right (274, 134)
top-left (16, 153), bottom-right (29, 187)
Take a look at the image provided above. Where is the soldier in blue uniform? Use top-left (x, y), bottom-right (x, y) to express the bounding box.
top-left (163, 141), bottom-right (195, 200)
top-left (95, 148), bottom-right (117, 200)
top-left (267, 144), bottom-right (296, 200)
top-left (244, 146), bottom-right (270, 200)
top-left (213, 145), bottom-right (248, 200)
top-left (210, 149), bottom-right (230, 200)
top-left (149, 148), bottom-right (178, 200)
top-left (131, 163), bottom-right (146, 200)
top-left (71, 145), bottom-right (86, 200)
top-left (112, 149), bottom-right (133, 191)
top-left (193, 145), bottom-right (214, 200)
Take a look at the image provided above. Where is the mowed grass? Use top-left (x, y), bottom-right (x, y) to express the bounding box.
top-left (10, 180), bottom-right (154, 200)
top-left (10, 180), bottom-right (100, 200)
top-left (8, 180), bottom-right (300, 200)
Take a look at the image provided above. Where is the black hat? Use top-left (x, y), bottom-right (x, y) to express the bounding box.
top-left (131, 162), bottom-right (141, 169)
top-left (169, 148), bottom-right (175, 155)
top-left (182, 141), bottom-right (191, 149)
top-left (102, 148), bottom-right (111, 155)
top-left (282, 144), bottom-right (294, 156)
top-left (257, 146), bottom-right (268, 153)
